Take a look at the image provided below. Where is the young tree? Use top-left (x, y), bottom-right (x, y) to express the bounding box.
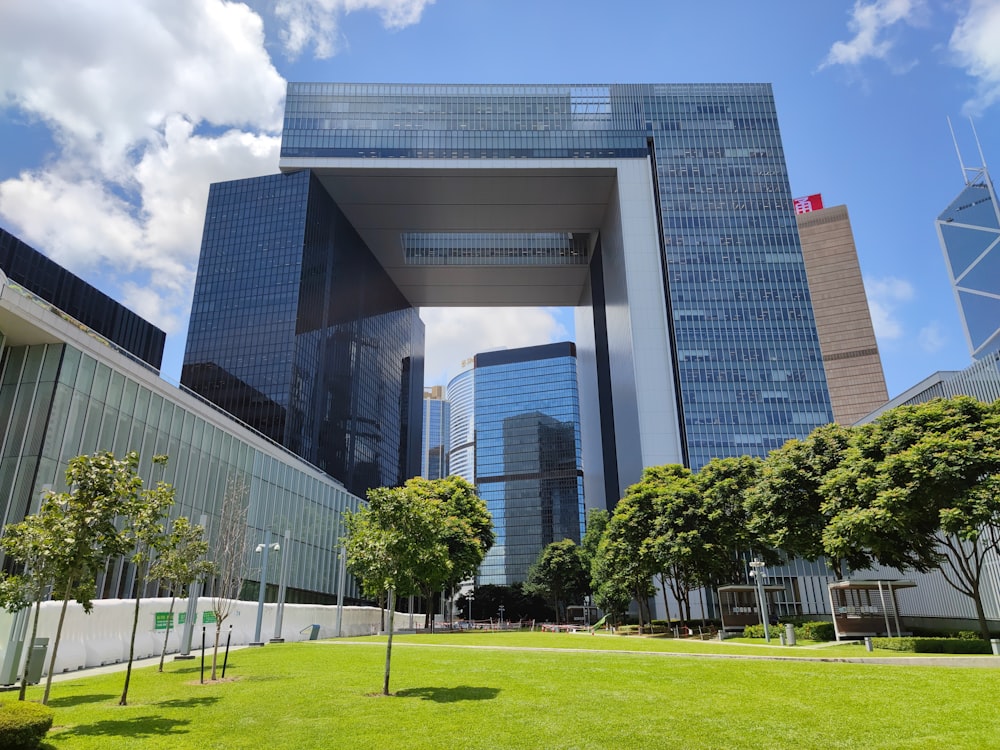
top-left (0, 506), bottom-right (63, 701)
top-left (405, 476), bottom-right (493, 629)
top-left (119, 455), bottom-right (175, 706)
top-left (210, 474), bottom-right (250, 680)
top-left (344, 485), bottom-right (451, 695)
top-left (148, 516), bottom-right (214, 672)
top-left (822, 397), bottom-right (1000, 638)
top-left (37, 452), bottom-right (144, 705)
top-left (525, 539), bottom-right (588, 624)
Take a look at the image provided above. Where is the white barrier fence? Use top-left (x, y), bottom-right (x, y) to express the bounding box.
top-left (0, 597), bottom-right (425, 679)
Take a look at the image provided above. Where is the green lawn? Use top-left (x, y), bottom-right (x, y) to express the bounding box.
top-left (10, 632), bottom-right (1000, 749)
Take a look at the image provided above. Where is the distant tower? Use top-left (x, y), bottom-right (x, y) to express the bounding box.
top-left (446, 360), bottom-right (476, 484)
top-left (936, 121), bottom-right (1000, 360)
top-left (794, 195), bottom-right (889, 424)
top-left (421, 385), bottom-right (450, 480)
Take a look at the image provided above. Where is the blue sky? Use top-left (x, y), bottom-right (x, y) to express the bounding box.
top-left (1, 0), bottom-right (998, 396)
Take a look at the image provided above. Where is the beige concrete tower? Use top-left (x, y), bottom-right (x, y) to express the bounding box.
top-left (796, 202), bottom-right (889, 425)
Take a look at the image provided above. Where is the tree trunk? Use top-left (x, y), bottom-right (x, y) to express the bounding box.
top-left (159, 595), bottom-right (176, 672)
top-left (211, 623), bottom-right (222, 680)
top-left (659, 576), bottom-right (673, 626)
top-left (18, 595), bottom-right (44, 701)
top-left (120, 562), bottom-right (146, 705)
top-left (972, 589), bottom-right (991, 641)
top-left (383, 589), bottom-right (396, 696)
top-left (42, 579), bottom-right (74, 705)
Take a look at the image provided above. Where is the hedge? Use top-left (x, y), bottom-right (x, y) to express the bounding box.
top-left (871, 637), bottom-right (992, 654)
top-left (742, 621), bottom-right (835, 642)
top-left (0, 701), bottom-right (54, 750)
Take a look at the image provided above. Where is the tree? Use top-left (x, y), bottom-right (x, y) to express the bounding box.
top-left (210, 474), bottom-right (250, 680)
top-left (148, 516), bottom-right (214, 672)
top-left (645, 464), bottom-right (704, 624)
top-left (822, 397), bottom-right (1000, 638)
top-left (593, 476), bottom-right (660, 631)
top-left (405, 476), bottom-right (493, 629)
top-left (119, 455), bottom-right (174, 706)
top-left (0, 506), bottom-right (63, 701)
top-left (525, 539), bottom-right (588, 624)
top-left (36, 452), bottom-right (143, 705)
top-left (746, 423), bottom-right (851, 573)
top-left (344, 485), bottom-right (451, 695)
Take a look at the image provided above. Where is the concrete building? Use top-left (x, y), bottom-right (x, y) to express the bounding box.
top-left (794, 196), bottom-right (889, 425)
top-left (0, 229), bottom-right (364, 607)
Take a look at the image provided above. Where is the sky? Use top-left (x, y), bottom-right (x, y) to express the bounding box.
top-left (1, 0), bottom-right (998, 397)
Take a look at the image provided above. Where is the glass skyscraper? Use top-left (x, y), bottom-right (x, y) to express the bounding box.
top-left (420, 385), bottom-right (450, 480)
top-left (936, 159), bottom-right (1000, 359)
top-left (471, 343), bottom-right (584, 585)
top-left (182, 170), bottom-right (424, 498)
top-left (201, 81), bottom-right (834, 511)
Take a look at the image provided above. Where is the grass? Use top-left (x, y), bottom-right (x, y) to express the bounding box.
top-left (8, 632), bottom-right (1000, 749)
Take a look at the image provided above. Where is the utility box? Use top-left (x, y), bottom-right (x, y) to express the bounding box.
top-left (25, 638), bottom-right (48, 685)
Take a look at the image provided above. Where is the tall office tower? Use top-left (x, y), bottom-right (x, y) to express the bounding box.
top-left (445, 362), bottom-right (475, 483)
top-left (794, 195), bottom-right (889, 424)
top-left (421, 385), bottom-right (450, 479)
top-left (935, 142), bottom-right (1000, 359)
top-left (222, 82), bottom-right (832, 510)
top-left (473, 343), bottom-right (584, 585)
top-left (182, 170), bottom-right (424, 498)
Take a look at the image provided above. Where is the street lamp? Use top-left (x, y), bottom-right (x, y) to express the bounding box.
top-left (749, 559), bottom-right (770, 644)
top-left (467, 589), bottom-right (475, 624)
top-left (250, 530), bottom-right (280, 646)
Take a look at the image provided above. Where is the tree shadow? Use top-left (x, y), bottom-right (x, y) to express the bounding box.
top-left (47, 693), bottom-right (117, 708)
top-left (394, 686), bottom-right (500, 703)
top-left (156, 696), bottom-right (220, 709)
top-left (54, 716), bottom-right (191, 739)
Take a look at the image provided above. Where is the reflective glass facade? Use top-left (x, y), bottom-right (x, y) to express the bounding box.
top-left (0, 227), bottom-right (166, 370)
top-left (446, 367), bottom-right (474, 482)
top-left (0, 276), bottom-right (363, 604)
top-left (421, 387), bottom-right (450, 480)
top-left (936, 169), bottom-right (1000, 359)
top-left (474, 343), bottom-right (584, 585)
top-left (182, 171), bottom-right (424, 497)
top-left (281, 82), bottom-right (832, 474)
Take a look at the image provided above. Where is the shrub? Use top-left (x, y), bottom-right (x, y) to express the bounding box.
top-left (0, 701), bottom-right (54, 750)
top-left (870, 637), bottom-right (992, 654)
top-left (794, 621), bottom-right (835, 642)
top-left (742, 624), bottom-right (782, 639)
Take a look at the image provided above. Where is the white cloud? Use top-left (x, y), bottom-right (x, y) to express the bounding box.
top-left (864, 275), bottom-right (915, 340)
top-left (950, 0), bottom-right (1000, 113)
top-left (822, 0), bottom-right (925, 69)
top-left (273, 0), bottom-right (435, 59)
top-left (918, 321), bottom-right (948, 353)
top-left (0, 0), bottom-right (285, 336)
top-left (420, 307), bottom-right (570, 386)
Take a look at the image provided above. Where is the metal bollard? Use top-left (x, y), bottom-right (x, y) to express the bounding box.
top-left (991, 638), bottom-right (1000, 656)
top-left (785, 623), bottom-right (796, 646)
top-left (864, 636), bottom-right (873, 652)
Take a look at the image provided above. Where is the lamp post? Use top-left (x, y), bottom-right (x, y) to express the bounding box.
top-left (270, 530), bottom-right (291, 643)
top-left (250, 530), bottom-right (280, 646)
top-left (467, 589), bottom-right (475, 624)
top-left (749, 559), bottom-right (770, 644)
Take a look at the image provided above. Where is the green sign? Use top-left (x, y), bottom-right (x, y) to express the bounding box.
top-left (202, 611), bottom-right (217, 624)
top-left (154, 612), bottom-right (173, 631)
top-left (178, 612), bottom-right (186, 625)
